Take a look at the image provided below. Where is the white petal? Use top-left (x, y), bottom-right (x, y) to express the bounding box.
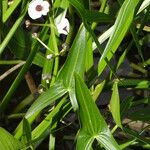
top-left (42, 1), bottom-right (50, 8)
top-left (41, 1), bottom-right (50, 15)
top-left (55, 18), bottom-right (70, 35)
top-left (28, 10), bottom-right (42, 19)
top-left (28, 0), bottom-right (50, 19)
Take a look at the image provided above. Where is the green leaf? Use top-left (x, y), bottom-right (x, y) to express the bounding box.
top-left (110, 80), bottom-right (122, 129)
top-left (25, 82), bottom-right (67, 118)
top-left (8, 27), bottom-right (32, 59)
top-left (2, 0), bottom-right (21, 23)
top-left (33, 52), bottom-right (45, 68)
top-left (22, 118), bottom-right (32, 145)
top-left (31, 98), bottom-right (69, 140)
top-left (75, 74), bottom-right (120, 150)
top-left (0, 2), bottom-right (28, 55)
top-left (0, 127), bottom-right (25, 150)
top-left (57, 25), bottom-right (86, 110)
top-left (68, 0), bottom-right (112, 23)
top-left (98, 0), bottom-right (140, 75)
top-left (85, 36), bottom-right (93, 72)
top-left (92, 80), bottom-right (106, 101)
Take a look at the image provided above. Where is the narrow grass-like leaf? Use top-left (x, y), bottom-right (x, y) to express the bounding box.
top-left (2, 0), bottom-right (21, 23)
top-left (0, 127), bottom-right (25, 150)
top-left (2, 0), bottom-right (8, 15)
top-left (117, 79), bottom-right (150, 89)
top-left (85, 36), bottom-right (93, 72)
top-left (124, 128), bottom-right (150, 145)
top-left (22, 118), bottom-right (32, 145)
top-left (92, 1), bottom-right (150, 50)
top-left (110, 81), bottom-right (122, 129)
top-left (75, 74), bottom-right (120, 150)
top-left (0, 2), bottom-right (28, 54)
top-left (31, 98), bottom-right (69, 140)
top-left (98, 0), bottom-right (140, 75)
top-left (0, 22), bottom-right (49, 112)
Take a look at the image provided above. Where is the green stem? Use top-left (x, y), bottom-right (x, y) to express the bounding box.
top-left (7, 113), bottom-right (25, 119)
top-left (111, 125), bottom-right (118, 134)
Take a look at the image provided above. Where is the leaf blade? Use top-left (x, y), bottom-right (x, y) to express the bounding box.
top-left (75, 74), bottom-right (120, 150)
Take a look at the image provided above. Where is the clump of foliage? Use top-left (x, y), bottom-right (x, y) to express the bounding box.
top-left (0, 0), bottom-right (150, 149)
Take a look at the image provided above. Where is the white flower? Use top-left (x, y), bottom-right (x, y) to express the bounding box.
top-left (55, 11), bottom-right (70, 35)
top-left (28, 0), bottom-right (50, 20)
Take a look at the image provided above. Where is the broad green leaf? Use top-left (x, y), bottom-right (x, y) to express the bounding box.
top-left (75, 74), bottom-right (120, 150)
top-left (57, 25), bottom-right (86, 110)
top-left (110, 81), bottom-right (122, 129)
top-left (57, 25), bottom-right (86, 86)
top-left (25, 82), bottom-right (67, 118)
top-left (68, 0), bottom-right (112, 23)
top-left (0, 127), bottom-right (25, 150)
top-left (98, 0), bottom-right (140, 75)
top-left (54, 0), bottom-right (69, 9)
top-left (8, 27), bottom-right (32, 59)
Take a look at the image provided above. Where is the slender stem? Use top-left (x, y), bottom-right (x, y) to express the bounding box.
top-left (7, 113), bottom-right (25, 119)
top-left (0, 62), bottom-right (25, 81)
top-left (0, 60), bottom-right (24, 65)
top-left (49, 17), bottom-right (59, 86)
top-left (111, 125), bottom-right (118, 134)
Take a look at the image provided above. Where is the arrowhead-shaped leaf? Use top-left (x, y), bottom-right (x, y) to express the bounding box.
top-left (75, 74), bottom-right (120, 150)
